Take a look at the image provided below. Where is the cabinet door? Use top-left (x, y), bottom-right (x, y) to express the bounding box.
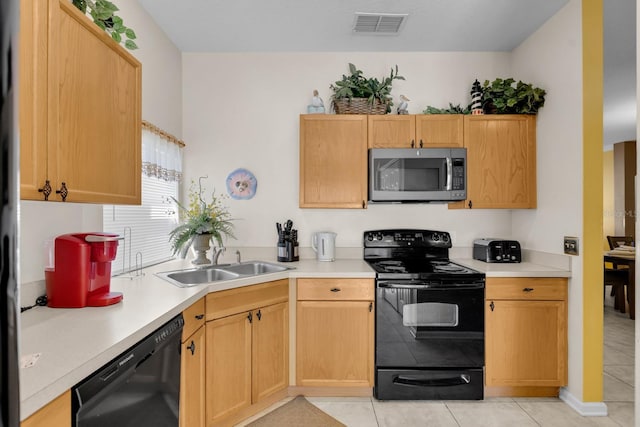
top-left (180, 326), bottom-right (206, 427)
top-left (485, 299), bottom-right (567, 387)
top-left (454, 115), bottom-right (536, 209)
top-left (21, 390), bottom-right (70, 427)
top-left (252, 302), bottom-right (289, 403)
top-left (49, 1), bottom-right (141, 204)
top-left (415, 115), bottom-right (464, 148)
top-left (19, 0), bottom-right (49, 200)
top-left (296, 300), bottom-right (374, 387)
top-left (206, 311), bottom-right (252, 425)
top-left (368, 115), bottom-right (415, 148)
top-left (299, 115), bottom-right (368, 208)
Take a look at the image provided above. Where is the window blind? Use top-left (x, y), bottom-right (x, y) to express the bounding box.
top-left (103, 175), bottom-right (179, 275)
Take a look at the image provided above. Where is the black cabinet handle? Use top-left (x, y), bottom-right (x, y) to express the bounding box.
top-left (38, 180), bottom-right (52, 201)
top-left (56, 182), bottom-right (68, 202)
top-left (490, 301), bottom-right (495, 311)
top-left (410, 139), bottom-right (415, 148)
top-left (369, 302), bottom-right (373, 312)
top-left (419, 139), bottom-right (424, 148)
top-left (187, 340), bottom-right (195, 355)
top-left (195, 314), bottom-right (204, 320)
top-left (468, 200), bottom-right (473, 209)
top-left (247, 312), bottom-right (253, 323)
top-left (523, 288), bottom-right (534, 293)
top-left (330, 288), bottom-right (341, 293)
top-left (256, 309), bottom-right (262, 321)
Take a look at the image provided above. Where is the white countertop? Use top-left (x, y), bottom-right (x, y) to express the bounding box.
top-left (18, 254), bottom-right (569, 420)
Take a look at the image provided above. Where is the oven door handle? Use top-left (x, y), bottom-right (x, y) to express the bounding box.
top-left (377, 281), bottom-right (484, 290)
top-left (393, 374), bottom-right (471, 387)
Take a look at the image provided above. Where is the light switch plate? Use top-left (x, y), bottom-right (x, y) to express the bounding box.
top-left (564, 236), bottom-right (579, 255)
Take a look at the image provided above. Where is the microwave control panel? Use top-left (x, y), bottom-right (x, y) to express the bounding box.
top-left (451, 158), bottom-right (465, 191)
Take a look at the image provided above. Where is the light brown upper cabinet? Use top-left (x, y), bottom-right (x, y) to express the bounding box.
top-left (450, 115), bottom-right (536, 209)
top-left (368, 115), bottom-right (464, 148)
top-left (300, 115), bottom-right (368, 208)
top-left (20, 0), bottom-right (142, 204)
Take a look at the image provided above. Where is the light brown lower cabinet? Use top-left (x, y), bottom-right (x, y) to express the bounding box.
top-left (205, 280), bottom-right (288, 426)
top-left (21, 390), bottom-right (70, 427)
top-left (296, 278), bottom-right (374, 388)
top-left (485, 277), bottom-right (568, 397)
top-left (180, 298), bottom-right (206, 427)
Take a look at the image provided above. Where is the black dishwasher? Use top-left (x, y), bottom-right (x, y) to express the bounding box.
top-left (72, 314), bottom-right (184, 427)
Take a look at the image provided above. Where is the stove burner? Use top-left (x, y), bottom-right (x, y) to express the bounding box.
top-left (432, 264), bottom-right (466, 273)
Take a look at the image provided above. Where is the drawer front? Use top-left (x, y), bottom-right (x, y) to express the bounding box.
top-left (486, 277), bottom-right (568, 301)
top-left (182, 297), bottom-right (206, 341)
top-left (297, 278), bottom-right (374, 301)
top-left (206, 279), bottom-right (288, 321)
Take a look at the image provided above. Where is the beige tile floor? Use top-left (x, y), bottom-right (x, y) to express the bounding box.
top-left (238, 305), bottom-right (635, 426)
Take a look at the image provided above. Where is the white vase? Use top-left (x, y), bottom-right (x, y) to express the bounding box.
top-left (191, 234), bottom-right (212, 265)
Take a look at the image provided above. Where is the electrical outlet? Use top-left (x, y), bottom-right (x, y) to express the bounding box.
top-left (564, 236), bottom-right (579, 255)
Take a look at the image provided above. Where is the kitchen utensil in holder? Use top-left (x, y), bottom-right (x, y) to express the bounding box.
top-left (276, 219), bottom-right (299, 262)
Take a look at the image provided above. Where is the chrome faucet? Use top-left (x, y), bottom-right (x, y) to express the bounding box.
top-left (212, 246), bottom-right (226, 265)
top-left (235, 250), bottom-right (241, 264)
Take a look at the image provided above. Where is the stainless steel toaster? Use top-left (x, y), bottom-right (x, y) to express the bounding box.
top-left (473, 238), bottom-right (522, 263)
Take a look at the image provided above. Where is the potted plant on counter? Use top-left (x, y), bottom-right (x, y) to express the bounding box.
top-left (169, 177), bottom-right (235, 265)
top-left (330, 63), bottom-right (404, 114)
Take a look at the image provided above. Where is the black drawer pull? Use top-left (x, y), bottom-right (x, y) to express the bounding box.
top-left (330, 288), bottom-right (341, 292)
top-left (195, 314), bottom-right (204, 320)
top-left (523, 287), bottom-right (534, 292)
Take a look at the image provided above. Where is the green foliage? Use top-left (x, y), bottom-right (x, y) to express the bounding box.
top-left (330, 63), bottom-right (405, 113)
top-left (423, 103), bottom-right (470, 115)
top-left (481, 78), bottom-right (546, 114)
top-left (168, 178), bottom-right (235, 257)
top-left (71, 0), bottom-right (138, 50)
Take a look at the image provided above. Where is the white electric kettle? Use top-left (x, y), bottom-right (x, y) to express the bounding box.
top-left (311, 232), bottom-right (337, 262)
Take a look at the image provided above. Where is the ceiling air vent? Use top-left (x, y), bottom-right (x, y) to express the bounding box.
top-left (353, 13), bottom-right (408, 35)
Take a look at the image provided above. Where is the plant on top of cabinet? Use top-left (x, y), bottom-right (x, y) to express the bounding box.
top-left (423, 103), bottom-right (470, 115)
top-left (330, 63), bottom-right (405, 114)
top-left (481, 78), bottom-right (546, 114)
top-left (71, 0), bottom-right (138, 50)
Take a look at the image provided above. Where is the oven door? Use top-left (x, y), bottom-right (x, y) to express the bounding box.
top-left (375, 280), bottom-right (484, 400)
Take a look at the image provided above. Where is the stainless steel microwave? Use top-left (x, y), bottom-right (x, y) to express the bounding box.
top-left (369, 148), bottom-right (467, 203)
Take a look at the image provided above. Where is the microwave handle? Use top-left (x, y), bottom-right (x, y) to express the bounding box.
top-left (445, 157), bottom-right (453, 190)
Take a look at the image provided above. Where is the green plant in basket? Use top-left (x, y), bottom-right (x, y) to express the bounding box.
top-left (169, 177), bottom-right (235, 257)
top-left (330, 63), bottom-right (405, 113)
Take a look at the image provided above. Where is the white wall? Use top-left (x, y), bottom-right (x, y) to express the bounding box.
top-left (510, 0), bottom-right (585, 399)
top-left (19, 3), bottom-right (182, 283)
top-left (182, 52), bottom-right (515, 250)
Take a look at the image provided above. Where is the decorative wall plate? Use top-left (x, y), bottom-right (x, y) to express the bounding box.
top-left (226, 168), bottom-right (257, 200)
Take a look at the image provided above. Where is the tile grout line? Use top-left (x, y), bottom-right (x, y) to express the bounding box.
top-left (369, 397), bottom-right (381, 427)
top-left (442, 401), bottom-right (462, 427)
top-left (513, 400), bottom-right (544, 427)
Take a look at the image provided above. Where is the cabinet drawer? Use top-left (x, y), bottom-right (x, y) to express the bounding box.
top-left (297, 278), bottom-right (374, 301)
top-left (206, 279), bottom-right (288, 321)
top-left (182, 297), bottom-right (205, 341)
top-left (486, 278), bottom-right (568, 301)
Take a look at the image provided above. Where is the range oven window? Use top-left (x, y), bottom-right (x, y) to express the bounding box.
top-left (403, 302), bottom-right (459, 327)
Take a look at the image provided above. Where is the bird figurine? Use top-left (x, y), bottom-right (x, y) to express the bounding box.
top-left (307, 89), bottom-right (325, 113)
top-left (397, 95), bottom-right (410, 115)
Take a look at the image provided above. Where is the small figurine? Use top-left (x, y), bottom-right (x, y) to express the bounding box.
top-left (397, 95), bottom-right (410, 115)
top-left (470, 79), bottom-right (484, 115)
top-left (307, 89), bottom-right (325, 113)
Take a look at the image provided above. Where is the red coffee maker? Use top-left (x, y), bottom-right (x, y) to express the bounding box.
top-left (45, 233), bottom-right (123, 308)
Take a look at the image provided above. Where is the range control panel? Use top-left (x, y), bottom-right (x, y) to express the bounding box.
top-left (363, 229), bottom-right (452, 248)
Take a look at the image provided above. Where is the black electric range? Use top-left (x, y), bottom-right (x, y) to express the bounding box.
top-left (364, 229), bottom-right (486, 401)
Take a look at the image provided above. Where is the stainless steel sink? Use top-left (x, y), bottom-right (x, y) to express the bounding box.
top-left (156, 261), bottom-right (292, 288)
top-left (222, 261), bottom-right (289, 275)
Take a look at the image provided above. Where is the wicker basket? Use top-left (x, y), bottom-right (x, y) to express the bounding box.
top-left (332, 98), bottom-right (388, 115)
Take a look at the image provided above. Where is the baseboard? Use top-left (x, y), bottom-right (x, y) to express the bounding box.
top-left (559, 388), bottom-right (608, 417)
top-left (288, 386), bottom-right (373, 397)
